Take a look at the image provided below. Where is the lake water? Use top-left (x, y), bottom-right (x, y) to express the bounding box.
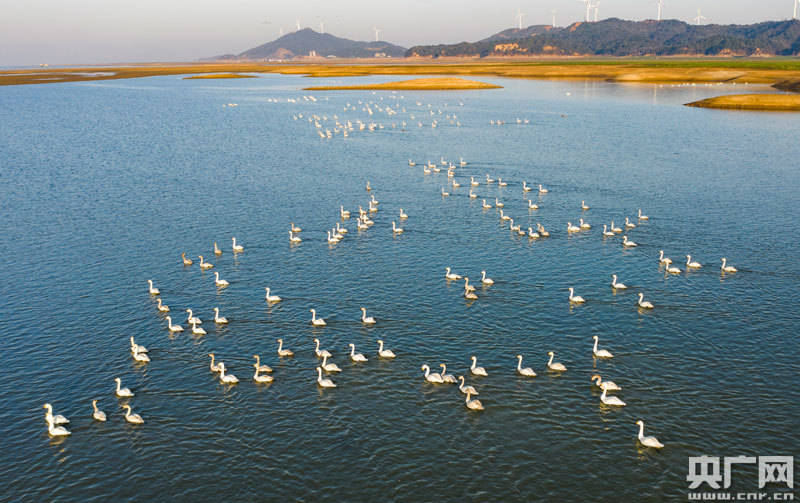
top-left (1, 73), bottom-right (798, 502)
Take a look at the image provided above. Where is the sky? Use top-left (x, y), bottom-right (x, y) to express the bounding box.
top-left (0, 0), bottom-right (796, 66)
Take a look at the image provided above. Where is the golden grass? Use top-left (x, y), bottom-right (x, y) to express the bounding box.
top-left (685, 93), bottom-right (800, 111)
top-left (303, 77), bottom-right (501, 91)
top-left (183, 73), bottom-right (257, 79)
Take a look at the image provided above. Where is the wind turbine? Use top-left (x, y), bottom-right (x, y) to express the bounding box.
top-left (296, 18), bottom-right (301, 31)
top-left (794, 0), bottom-right (799, 20)
top-left (551, 9), bottom-right (557, 27)
top-left (373, 27), bottom-right (381, 41)
top-left (320, 20), bottom-right (325, 34)
top-left (592, 1), bottom-right (600, 22)
top-left (515, 8), bottom-right (526, 29)
top-left (692, 8), bottom-right (707, 25)
top-left (656, 0), bottom-right (664, 21)
top-left (578, 0), bottom-right (592, 22)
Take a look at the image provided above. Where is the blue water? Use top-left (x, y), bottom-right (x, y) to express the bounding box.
top-left (1, 74), bottom-right (798, 502)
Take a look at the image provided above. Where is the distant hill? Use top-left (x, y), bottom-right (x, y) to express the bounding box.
top-left (407, 18), bottom-right (800, 57)
top-left (216, 28), bottom-right (406, 60)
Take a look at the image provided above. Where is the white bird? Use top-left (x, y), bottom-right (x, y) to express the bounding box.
top-left (441, 187), bottom-right (450, 196)
top-left (336, 222), bottom-right (347, 235)
top-left (43, 403), bottom-right (69, 425)
top-left (469, 189), bottom-right (477, 199)
top-left (516, 355), bottom-right (536, 377)
top-left (130, 336), bottom-right (148, 353)
top-left (181, 252), bottom-right (193, 266)
top-left (495, 197), bottom-right (504, 208)
top-left (359, 307), bottom-right (376, 324)
top-left (45, 416), bottom-right (71, 436)
top-left (471, 176), bottom-right (479, 186)
top-left (253, 366), bottom-right (273, 383)
top-left (523, 181), bottom-right (532, 192)
top-left (309, 307), bottom-right (329, 327)
top-left (659, 250), bottom-right (672, 265)
top-left (392, 221), bottom-right (404, 234)
top-left (92, 400), bottom-right (107, 422)
top-left (610, 221), bottom-right (622, 233)
top-left (721, 257), bottom-right (738, 273)
top-left (231, 237), bottom-right (244, 252)
top-left (147, 279), bottom-right (160, 295)
top-left (316, 367), bottom-right (337, 388)
top-left (213, 307), bottom-right (228, 324)
top-left (457, 375), bottom-right (478, 395)
top-left (625, 217), bottom-right (636, 229)
top-left (218, 362), bottom-right (239, 384)
top-left (579, 218), bottom-right (591, 230)
top-left (480, 270), bottom-right (494, 285)
top-left (600, 388), bottom-right (626, 406)
top-left (581, 200), bottom-right (590, 211)
top-left (198, 255), bottom-right (214, 269)
top-left (465, 391), bottom-right (484, 410)
top-left (637, 292), bottom-right (654, 309)
top-left (622, 235), bottom-right (637, 247)
top-left (314, 338), bottom-right (332, 358)
top-left (592, 335), bottom-right (614, 358)
top-left (277, 339), bottom-right (294, 357)
top-left (445, 267), bottom-right (462, 281)
top-left (591, 374), bottom-right (621, 391)
top-left (165, 316), bottom-right (182, 332)
top-left (611, 274), bottom-right (627, 290)
top-left (567, 222), bottom-right (580, 233)
top-left (528, 227), bottom-right (540, 239)
top-left (186, 309), bottom-right (201, 325)
top-left (538, 184), bottom-right (548, 194)
top-left (666, 263), bottom-right (681, 274)
top-left (214, 242), bottom-right (222, 256)
top-left (326, 231), bottom-right (339, 244)
top-left (253, 354), bottom-right (272, 373)
top-left (469, 355), bottom-right (488, 377)
top-left (214, 272), bottom-right (229, 288)
top-left (547, 351), bottom-right (567, 371)
top-left (208, 353), bottom-right (222, 372)
top-left (289, 230), bottom-right (302, 243)
top-left (482, 199), bottom-right (492, 209)
top-left (464, 284), bottom-right (478, 300)
top-left (498, 178), bottom-right (507, 187)
top-left (464, 277), bottom-right (476, 293)
top-left (528, 199), bottom-right (539, 210)
top-left (321, 354), bottom-right (341, 372)
top-left (537, 223), bottom-right (550, 237)
top-left (340, 206), bottom-right (351, 219)
top-left (122, 404), bottom-right (145, 424)
top-left (686, 255), bottom-right (702, 269)
top-left (636, 420), bottom-right (664, 448)
top-left (264, 287), bottom-right (282, 303)
top-left (377, 339), bottom-right (396, 358)
top-left (433, 363), bottom-right (455, 384)
top-left (132, 347), bottom-right (151, 362)
top-left (486, 174), bottom-right (495, 184)
top-left (191, 320), bottom-right (206, 335)
top-left (602, 224), bottom-right (614, 237)
top-left (568, 287), bottom-right (585, 303)
top-left (421, 364), bottom-right (444, 383)
top-left (156, 298), bottom-right (169, 312)
top-left (399, 208), bottom-right (408, 219)
top-left (114, 377), bottom-right (134, 398)
top-left (349, 343), bottom-right (368, 362)
top-left (638, 209), bottom-right (649, 221)
top-left (290, 222), bottom-right (302, 233)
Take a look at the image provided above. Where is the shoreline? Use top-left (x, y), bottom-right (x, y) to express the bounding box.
top-left (303, 77), bottom-right (502, 91)
top-left (685, 93), bottom-right (800, 111)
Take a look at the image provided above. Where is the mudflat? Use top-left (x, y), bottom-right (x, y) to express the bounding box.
top-left (303, 77), bottom-right (501, 90)
top-left (685, 93), bottom-right (800, 111)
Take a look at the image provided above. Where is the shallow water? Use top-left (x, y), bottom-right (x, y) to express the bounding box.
top-left (1, 74), bottom-right (798, 502)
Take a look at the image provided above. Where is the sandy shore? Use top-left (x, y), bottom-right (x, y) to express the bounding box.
top-left (685, 93), bottom-right (800, 111)
top-left (183, 73), bottom-right (257, 79)
top-left (303, 77), bottom-right (501, 91)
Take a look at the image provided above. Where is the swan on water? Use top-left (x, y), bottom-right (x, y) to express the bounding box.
top-left (686, 255), bottom-right (702, 269)
top-left (165, 316), bottom-right (183, 332)
top-left (581, 200), bottom-right (590, 211)
top-left (470, 356), bottom-right (488, 376)
top-left (464, 277), bottom-right (476, 292)
top-left (321, 354), bottom-right (341, 372)
top-left (528, 199), bottom-right (539, 210)
top-left (156, 298), bottom-right (169, 312)
top-left (132, 347), bottom-right (150, 362)
top-left (191, 320), bottom-right (206, 336)
top-left (486, 174), bottom-right (495, 184)
top-left (610, 221), bottom-right (622, 233)
top-left (591, 374), bottom-right (621, 391)
top-left (464, 284), bottom-right (478, 300)
top-left (659, 250), bottom-right (672, 265)
top-left (482, 199), bottom-right (492, 209)
top-left (316, 367), bottom-right (336, 388)
top-left (622, 236), bottom-right (637, 247)
top-left (314, 338), bottom-right (332, 358)
top-left (523, 181), bottom-right (532, 192)
top-left (498, 178), bottom-right (508, 187)
top-left (366, 180), bottom-right (371, 192)
top-left (208, 353), bottom-right (222, 372)
top-left (186, 309), bottom-right (201, 325)
top-left (43, 403), bottom-right (69, 425)
top-left (45, 416), bottom-right (71, 436)
top-left (441, 187), bottom-right (450, 197)
top-left (439, 363), bottom-right (457, 383)
top-left (290, 222), bottom-right (302, 233)
top-left (310, 309), bottom-right (327, 327)
top-left (422, 364), bottom-right (444, 383)
top-left (469, 189), bottom-right (477, 199)
top-left (399, 209), bottom-right (408, 219)
top-left (457, 375), bottom-right (478, 395)
top-left (611, 274), bottom-right (627, 290)
top-left (568, 287), bottom-right (585, 303)
top-left (528, 227), bottom-right (540, 239)
top-left (264, 287), bottom-right (282, 303)
top-left (636, 420), bottom-right (664, 448)
top-left (537, 223), bottom-right (550, 237)
top-left (538, 184), bottom-right (548, 194)
top-left (666, 263), bottom-right (682, 274)
top-left (114, 377), bottom-right (133, 398)
top-left (637, 292), bottom-right (654, 309)
top-left (445, 267), bottom-right (462, 281)
top-left (495, 198), bottom-right (504, 208)
top-left (625, 217), bottom-right (636, 229)
top-left (547, 351), bottom-right (567, 371)
top-left (340, 206), bottom-right (351, 219)
top-left (147, 280), bottom-right (160, 295)
top-left (232, 237), bottom-right (244, 253)
top-left (214, 242), bottom-right (222, 256)
top-left (579, 218), bottom-right (591, 230)
top-left (600, 388), bottom-right (626, 406)
top-left (198, 255), bottom-right (214, 269)
top-left (602, 225), bottom-right (614, 237)
top-left (721, 258), bottom-right (738, 273)
top-left (253, 355), bottom-right (272, 373)
top-left (181, 252), bottom-right (193, 266)
top-left (480, 271), bottom-right (494, 285)
top-left (218, 362), bottom-right (239, 384)
top-left (213, 307), bottom-right (228, 324)
top-left (254, 366), bottom-right (273, 383)
top-left (592, 335), bottom-right (614, 358)
top-left (567, 222), bottom-right (580, 233)
top-left (638, 209), bottom-right (649, 221)
top-left (122, 404), bottom-right (145, 424)
top-left (130, 336), bottom-right (148, 354)
top-left (471, 176), bottom-right (479, 186)
top-left (392, 221), bottom-right (404, 234)
top-left (349, 343), bottom-right (368, 362)
top-left (92, 400), bottom-right (107, 422)
top-left (516, 355), bottom-right (536, 377)
top-left (465, 391), bottom-right (484, 410)
top-left (277, 339), bottom-right (294, 357)
top-left (359, 307), bottom-right (376, 325)
top-left (499, 210), bottom-right (510, 222)
top-left (377, 340), bottom-right (396, 358)
top-left (289, 230), bottom-right (302, 243)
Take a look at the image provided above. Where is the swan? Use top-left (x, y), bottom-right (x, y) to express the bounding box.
top-left (579, 218), bottom-right (591, 230)
top-left (349, 344), bottom-right (368, 362)
top-left (498, 178), bottom-right (508, 187)
top-left (637, 292), bottom-right (654, 309)
top-left (289, 230), bottom-right (302, 243)
top-left (451, 180), bottom-right (461, 188)
top-left (326, 231), bottom-right (339, 244)
top-left (581, 200), bottom-right (590, 211)
top-left (469, 356), bottom-right (488, 376)
top-left (310, 309), bottom-right (327, 327)
top-left (214, 241), bottom-right (223, 256)
top-left (208, 353), bottom-right (222, 372)
top-left (528, 227), bottom-right (541, 239)
top-left (523, 181), bottom-right (532, 192)
top-left (165, 316), bottom-right (183, 332)
top-left (370, 194), bottom-right (379, 205)
top-left (122, 404), bottom-right (145, 423)
top-left (499, 210), bottom-right (510, 222)
top-left (460, 157), bottom-right (467, 166)
top-left (392, 221), bottom-right (404, 234)
top-left (610, 220), bottom-right (622, 233)
top-left (625, 217), bottom-right (636, 229)
top-left (591, 374), bottom-right (621, 391)
top-left (659, 250), bottom-right (673, 265)
top-left (486, 174), bottom-right (495, 184)
top-left (636, 420), bottom-right (664, 448)
top-left (445, 267), bottom-right (462, 281)
top-left (666, 263), bottom-right (682, 274)
top-left (377, 339), bottom-right (396, 358)
top-left (469, 189), bottom-right (477, 199)
top-left (357, 219), bottom-right (368, 231)
top-left (409, 159), bottom-right (416, 167)
top-left (340, 206), bottom-right (351, 219)
top-left (465, 391), bottom-right (484, 410)
top-left (264, 287), bottom-right (282, 303)
top-left (638, 209), bottom-right (649, 221)
top-left (439, 363), bottom-right (457, 383)
top-left (198, 255), bottom-right (214, 269)
top-left (686, 255), bottom-right (702, 269)
top-left (537, 223), bottom-right (550, 237)
top-left (457, 375), bottom-right (478, 395)
top-left (441, 187), bottom-right (449, 197)
top-left (611, 274), bottom-right (627, 290)
top-left (232, 237), bottom-right (244, 253)
top-left (218, 362), bottom-right (239, 384)
top-left (190, 320), bottom-right (206, 336)
top-left (366, 180), bottom-right (371, 192)
top-left (600, 388), bottom-right (626, 406)
top-left (321, 354), bottom-right (342, 372)
top-left (482, 199), bottom-right (492, 209)
top-left (602, 224), bottom-right (614, 237)
top-left (147, 280), bottom-right (160, 295)
top-left (567, 222), bottom-right (580, 233)
top-left (528, 199), bottom-right (538, 210)
top-left (547, 351), bottom-right (566, 372)
top-left (538, 184), bottom-right (548, 194)
top-left (186, 309), bottom-right (201, 325)
top-left (213, 307), bottom-right (228, 324)
top-left (568, 287), bottom-right (585, 303)
top-left (45, 416), bottom-right (71, 436)
top-left (480, 270), bottom-right (494, 285)
top-left (114, 377), bottom-right (134, 398)
top-left (495, 197), bottom-right (504, 208)
top-left (592, 335), bottom-right (614, 358)
top-left (156, 298), bottom-right (169, 312)
top-left (314, 338), bottom-right (332, 358)
top-left (622, 235), bottom-right (637, 247)
top-left (130, 336), bottom-right (148, 353)
top-left (253, 355), bottom-right (272, 373)
top-left (471, 176), bottom-right (479, 186)
top-left (316, 367), bottom-right (337, 388)
top-left (721, 257), bottom-right (738, 273)
top-left (277, 339), bottom-right (294, 357)
top-left (132, 347), bottom-right (151, 362)
top-left (464, 277), bottom-right (476, 292)
top-left (254, 366), bottom-right (273, 383)
top-left (421, 364), bottom-right (444, 383)
top-left (464, 284), bottom-right (478, 300)
top-left (181, 252), bottom-right (193, 266)
top-left (92, 400), bottom-right (107, 422)
top-left (399, 209), bottom-right (408, 219)
top-left (509, 219), bottom-right (520, 232)
top-left (43, 403), bottom-right (69, 425)
top-left (290, 222), bottom-right (302, 233)
top-left (516, 355), bottom-right (536, 377)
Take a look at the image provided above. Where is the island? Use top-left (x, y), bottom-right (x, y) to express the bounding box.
top-left (685, 93), bottom-right (800, 111)
top-left (302, 77), bottom-right (501, 91)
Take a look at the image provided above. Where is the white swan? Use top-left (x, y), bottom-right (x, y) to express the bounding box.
top-left (218, 362), bottom-right (239, 384)
top-left (568, 287), bottom-right (585, 303)
top-left (591, 374), bottom-right (621, 391)
top-left (165, 316), bottom-right (183, 332)
top-left (480, 270), bottom-right (494, 285)
top-left (638, 209), bottom-right (649, 221)
top-left (198, 255), bottom-right (214, 269)
top-left (366, 180), bottom-right (372, 191)
top-left (208, 353), bottom-right (222, 372)
top-left (191, 320), bottom-right (206, 335)
top-left (581, 200), bottom-right (590, 211)
top-left (464, 283), bottom-right (478, 300)
top-left (498, 178), bottom-right (507, 187)
top-left (310, 309), bottom-right (327, 327)
top-left (326, 231), bottom-right (339, 244)
top-left (666, 263), bottom-right (682, 274)
top-left (636, 420), bottom-right (664, 448)
top-left (523, 181), bottom-right (532, 192)
top-left (213, 307), bottom-right (228, 324)
top-left (253, 355), bottom-right (272, 373)
top-left (610, 221), bottom-right (622, 233)
top-left (600, 388), bottom-right (626, 406)
top-left (611, 274), bottom-right (627, 290)
top-left (360, 307), bottom-right (376, 325)
top-left (421, 364), bottom-right (444, 383)
top-left (465, 391), bottom-right (484, 410)
top-left (464, 277), bottom-right (476, 293)
top-left (114, 377), bottom-right (134, 398)
top-left (265, 287), bottom-right (282, 303)
top-left (181, 252), bottom-right (193, 266)
top-left (214, 272), bottom-right (229, 287)
top-left (625, 217), bottom-right (636, 229)
top-left (547, 351), bottom-right (566, 371)
top-left (686, 255), bottom-right (702, 268)
top-left (214, 242), bottom-right (222, 256)
top-left (231, 237), bottom-right (244, 252)
top-left (528, 199), bottom-right (539, 210)
top-left (537, 223), bottom-right (550, 237)
top-left (43, 403), bottom-right (69, 425)
top-left (277, 339), bottom-right (294, 357)
top-left (538, 184), bottom-right (548, 194)
top-left (349, 343), bottom-right (368, 362)
top-left (291, 222), bottom-right (302, 233)
top-left (147, 279), bottom-right (160, 295)
top-left (622, 235), bottom-right (637, 247)
top-left (314, 338), bottom-right (332, 358)
top-left (441, 187), bottom-right (449, 197)
top-left (495, 197), bottom-right (504, 208)
top-left (316, 367), bottom-right (336, 388)
top-left (471, 176), bottom-right (479, 186)
top-left (509, 218), bottom-right (520, 232)
top-left (335, 222), bottom-right (347, 235)
top-left (156, 298), bottom-right (169, 312)
top-left (482, 199), bottom-right (492, 209)
top-left (516, 355), bottom-right (536, 377)
top-left (122, 404), bottom-right (145, 423)
top-left (132, 347), bottom-right (151, 362)
top-left (469, 189), bottom-right (477, 199)
top-left (602, 224), bottom-right (614, 237)
top-left (579, 218), bottom-right (591, 230)
top-left (340, 206), bottom-right (351, 219)
top-left (186, 309), bottom-right (201, 325)
top-left (377, 339), bottom-right (396, 358)
top-left (289, 230), bottom-right (302, 243)
top-left (321, 354), bottom-right (341, 372)
top-left (469, 356), bottom-right (488, 376)
top-left (457, 375), bottom-right (478, 395)
top-left (567, 222), bottom-right (580, 233)
top-left (592, 335), bottom-right (614, 358)
top-left (392, 221), bottom-right (404, 234)
top-left (528, 227), bottom-right (540, 239)
top-left (92, 400), bottom-right (107, 422)
top-left (45, 416), bottom-right (71, 436)
top-left (659, 250), bottom-right (672, 265)
top-left (721, 257), bottom-right (738, 273)
top-left (130, 336), bottom-right (148, 353)
top-left (399, 208), bottom-right (408, 219)
top-left (253, 366), bottom-right (273, 383)
top-left (486, 174), bottom-right (495, 183)
top-left (438, 363), bottom-right (457, 383)
top-left (445, 267), bottom-right (462, 281)
top-left (451, 179), bottom-right (461, 188)
top-left (637, 292), bottom-right (654, 309)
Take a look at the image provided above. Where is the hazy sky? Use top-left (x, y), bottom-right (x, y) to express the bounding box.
top-left (0, 0), bottom-right (795, 66)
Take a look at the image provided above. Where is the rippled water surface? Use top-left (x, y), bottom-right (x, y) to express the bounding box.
top-left (1, 74), bottom-right (798, 502)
